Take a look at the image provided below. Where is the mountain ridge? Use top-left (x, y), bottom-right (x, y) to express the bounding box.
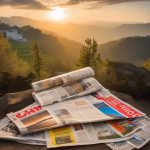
top-left (1, 16), bottom-right (150, 44)
top-left (0, 22), bottom-right (82, 71)
top-left (99, 36), bottom-right (150, 65)
top-left (1, 21), bottom-right (150, 66)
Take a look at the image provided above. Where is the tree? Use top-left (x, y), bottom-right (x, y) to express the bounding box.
top-left (0, 33), bottom-right (30, 76)
top-left (0, 33), bottom-right (11, 73)
top-left (31, 42), bottom-right (42, 80)
top-left (77, 38), bottom-right (102, 73)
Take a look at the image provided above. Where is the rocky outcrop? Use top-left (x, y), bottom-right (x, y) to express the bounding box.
top-left (0, 89), bottom-right (33, 119)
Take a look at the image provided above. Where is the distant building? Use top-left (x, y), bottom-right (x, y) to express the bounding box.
top-left (5, 28), bottom-right (27, 42)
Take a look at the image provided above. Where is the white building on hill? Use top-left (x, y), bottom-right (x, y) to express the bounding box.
top-left (6, 29), bottom-right (27, 42)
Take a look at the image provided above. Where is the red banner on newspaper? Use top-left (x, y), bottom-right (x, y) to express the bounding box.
top-left (16, 105), bottom-right (42, 119)
top-left (96, 94), bottom-right (143, 118)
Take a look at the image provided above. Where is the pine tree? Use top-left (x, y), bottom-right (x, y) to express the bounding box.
top-left (32, 42), bottom-right (42, 80)
top-left (0, 33), bottom-right (11, 73)
top-left (77, 38), bottom-right (102, 72)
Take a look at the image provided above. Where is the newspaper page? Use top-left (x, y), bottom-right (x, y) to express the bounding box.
top-left (33, 77), bottom-right (103, 106)
top-left (107, 141), bottom-right (134, 150)
top-left (32, 67), bottom-right (94, 92)
top-left (18, 140), bottom-right (46, 145)
top-left (0, 116), bottom-right (46, 145)
top-left (7, 87), bottom-right (145, 134)
top-left (107, 125), bottom-right (150, 150)
top-left (127, 126), bottom-right (150, 149)
top-left (45, 117), bottom-right (148, 148)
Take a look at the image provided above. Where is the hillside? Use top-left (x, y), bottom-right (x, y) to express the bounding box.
top-left (0, 16), bottom-right (116, 43)
top-left (98, 61), bottom-right (150, 98)
top-left (0, 23), bottom-right (82, 70)
top-left (99, 36), bottom-right (150, 65)
top-left (1, 16), bottom-right (150, 44)
top-left (116, 23), bottom-right (150, 36)
top-left (1, 22), bottom-right (150, 67)
top-left (0, 22), bottom-right (150, 98)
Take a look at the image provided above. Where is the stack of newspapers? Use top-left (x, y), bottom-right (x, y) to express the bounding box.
top-left (0, 67), bottom-right (150, 150)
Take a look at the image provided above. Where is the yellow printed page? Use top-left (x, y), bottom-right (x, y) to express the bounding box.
top-left (48, 126), bottom-right (76, 146)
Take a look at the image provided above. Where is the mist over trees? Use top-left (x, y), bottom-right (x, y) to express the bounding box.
top-left (76, 38), bottom-right (150, 98)
top-left (0, 33), bottom-right (33, 95)
top-left (0, 33), bottom-right (30, 76)
top-left (0, 23), bottom-right (150, 98)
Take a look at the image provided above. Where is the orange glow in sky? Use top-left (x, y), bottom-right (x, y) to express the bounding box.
top-left (0, 1), bottom-right (150, 24)
top-left (48, 7), bottom-right (66, 22)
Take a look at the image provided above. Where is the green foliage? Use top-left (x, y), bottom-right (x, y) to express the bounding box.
top-left (77, 38), bottom-right (102, 73)
top-left (0, 32), bottom-right (10, 72)
top-left (31, 42), bottom-right (42, 80)
top-left (76, 38), bottom-right (150, 98)
top-left (9, 25), bottom-right (82, 74)
top-left (0, 33), bottom-right (32, 95)
top-left (0, 22), bottom-right (150, 99)
top-left (0, 33), bottom-right (30, 76)
top-left (96, 60), bottom-right (150, 98)
top-left (11, 40), bottom-right (32, 63)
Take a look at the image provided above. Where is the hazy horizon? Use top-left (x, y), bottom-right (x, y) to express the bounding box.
top-left (1, 15), bottom-right (150, 26)
top-left (0, 0), bottom-right (150, 25)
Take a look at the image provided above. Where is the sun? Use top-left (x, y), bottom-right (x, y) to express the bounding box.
top-left (48, 7), bottom-right (66, 22)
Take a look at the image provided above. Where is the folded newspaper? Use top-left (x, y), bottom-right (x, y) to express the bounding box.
top-left (0, 67), bottom-right (149, 149)
top-left (0, 116), bottom-right (150, 149)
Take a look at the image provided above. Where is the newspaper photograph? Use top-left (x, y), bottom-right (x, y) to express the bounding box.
top-left (33, 77), bottom-right (103, 106)
top-left (32, 67), bottom-right (94, 92)
top-left (45, 117), bottom-right (149, 148)
top-left (127, 126), bottom-right (150, 149)
top-left (107, 125), bottom-right (150, 150)
top-left (107, 141), bottom-right (134, 150)
top-left (7, 86), bottom-right (145, 134)
top-left (0, 116), bottom-right (46, 145)
top-left (2, 115), bottom-right (147, 148)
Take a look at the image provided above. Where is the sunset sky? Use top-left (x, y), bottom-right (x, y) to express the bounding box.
top-left (0, 0), bottom-right (150, 24)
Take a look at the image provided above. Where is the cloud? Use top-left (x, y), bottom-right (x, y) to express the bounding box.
top-left (0, 0), bottom-right (50, 10)
top-left (64, 0), bottom-right (150, 7)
